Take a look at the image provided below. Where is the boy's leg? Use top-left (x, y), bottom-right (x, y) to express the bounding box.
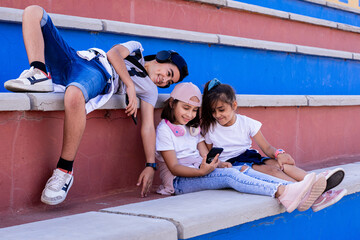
top-left (61, 86), bottom-right (86, 161)
top-left (5, 5), bottom-right (52, 92)
top-left (23, 5), bottom-right (74, 68)
top-left (41, 57), bottom-right (108, 205)
top-left (5, 5), bottom-right (75, 92)
top-left (21, 5), bottom-right (85, 177)
top-left (41, 86), bottom-right (86, 205)
top-left (22, 5), bottom-right (45, 63)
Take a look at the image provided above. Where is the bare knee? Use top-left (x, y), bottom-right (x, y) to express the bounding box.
top-left (64, 86), bottom-right (85, 111)
top-left (264, 159), bottom-right (281, 168)
top-left (240, 165), bottom-right (249, 172)
top-left (253, 164), bottom-right (282, 175)
top-left (23, 5), bottom-right (44, 22)
top-left (268, 166), bottom-right (283, 175)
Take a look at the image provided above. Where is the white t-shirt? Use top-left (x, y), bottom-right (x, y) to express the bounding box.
top-left (156, 119), bottom-right (203, 168)
top-left (115, 41), bottom-right (158, 107)
top-left (204, 114), bottom-right (262, 162)
top-left (67, 41), bottom-right (158, 114)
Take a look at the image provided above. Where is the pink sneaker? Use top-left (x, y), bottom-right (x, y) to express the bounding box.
top-left (278, 172), bottom-right (315, 213)
top-left (311, 189), bottom-right (347, 212)
top-left (297, 173), bottom-right (326, 212)
top-left (320, 168), bottom-right (345, 193)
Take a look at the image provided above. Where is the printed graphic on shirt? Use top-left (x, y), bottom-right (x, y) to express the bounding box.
top-left (128, 67), bottom-right (147, 78)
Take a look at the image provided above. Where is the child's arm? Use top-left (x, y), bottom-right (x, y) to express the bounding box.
top-left (200, 142), bottom-right (231, 168)
top-left (107, 45), bottom-right (137, 117)
top-left (205, 143), bottom-right (213, 150)
top-left (161, 150), bottom-right (219, 177)
top-left (197, 141), bottom-right (209, 158)
top-left (136, 100), bottom-right (156, 197)
top-left (253, 130), bottom-right (295, 169)
top-left (219, 161), bottom-right (232, 168)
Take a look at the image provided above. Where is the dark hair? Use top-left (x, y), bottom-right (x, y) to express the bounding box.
top-left (201, 80), bottom-right (236, 135)
top-left (145, 51), bottom-right (188, 88)
top-left (161, 98), bottom-right (200, 127)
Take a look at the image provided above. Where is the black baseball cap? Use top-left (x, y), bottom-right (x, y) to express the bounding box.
top-left (145, 50), bottom-right (189, 83)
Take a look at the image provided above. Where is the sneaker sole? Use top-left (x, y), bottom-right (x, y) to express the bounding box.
top-left (297, 175), bottom-right (326, 211)
top-left (324, 168), bottom-right (345, 193)
top-left (312, 189), bottom-right (347, 212)
top-left (286, 173), bottom-right (316, 213)
top-left (5, 82), bottom-right (53, 92)
top-left (40, 177), bottom-right (74, 205)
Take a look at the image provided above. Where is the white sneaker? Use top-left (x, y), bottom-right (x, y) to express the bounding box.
top-left (4, 67), bottom-right (53, 92)
top-left (41, 169), bottom-right (73, 205)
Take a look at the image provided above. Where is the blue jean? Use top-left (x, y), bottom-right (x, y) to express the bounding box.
top-left (40, 9), bottom-right (110, 101)
top-left (173, 166), bottom-right (290, 197)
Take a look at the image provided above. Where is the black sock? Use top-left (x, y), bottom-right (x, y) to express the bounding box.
top-left (30, 61), bottom-right (47, 74)
top-left (56, 157), bottom-right (74, 173)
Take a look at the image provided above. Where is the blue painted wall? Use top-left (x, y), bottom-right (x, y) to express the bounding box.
top-left (189, 192), bottom-right (360, 240)
top-left (1, 21), bottom-right (360, 95)
top-left (234, 0), bottom-right (360, 27)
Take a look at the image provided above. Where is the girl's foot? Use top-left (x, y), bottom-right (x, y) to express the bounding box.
top-left (312, 189), bottom-right (347, 212)
top-left (320, 168), bottom-right (345, 193)
top-left (297, 174), bottom-right (326, 211)
top-left (278, 173), bottom-right (315, 213)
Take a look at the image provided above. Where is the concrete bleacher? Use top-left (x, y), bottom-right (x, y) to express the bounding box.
top-left (2, 2), bottom-right (360, 95)
top-left (1, 91), bottom-right (359, 237)
top-left (1, 0), bottom-right (360, 238)
top-left (0, 163), bottom-right (359, 239)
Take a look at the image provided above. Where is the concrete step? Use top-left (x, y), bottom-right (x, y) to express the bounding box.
top-left (1, 92), bottom-right (359, 215)
top-left (0, 162), bottom-right (358, 239)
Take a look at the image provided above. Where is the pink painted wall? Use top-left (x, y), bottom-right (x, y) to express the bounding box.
top-left (1, 106), bottom-right (359, 213)
top-left (1, 0), bottom-right (360, 53)
top-left (239, 106), bottom-right (360, 165)
top-left (0, 110), bottom-right (149, 213)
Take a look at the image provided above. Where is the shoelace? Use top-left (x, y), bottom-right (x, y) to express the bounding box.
top-left (325, 189), bottom-right (336, 197)
top-left (320, 170), bottom-right (329, 177)
top-left (19, 67), bottom-right (37, 78)
top-left (48, 172), bottom-right (66, 190)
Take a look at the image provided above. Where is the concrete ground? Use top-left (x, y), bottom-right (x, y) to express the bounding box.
top-left (0, 156), bottom-right (359, 239)
top-left (0, 186), bottom-right (167, 228)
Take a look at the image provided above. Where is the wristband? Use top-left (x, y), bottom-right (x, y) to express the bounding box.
top-left (275, 149), bottom-right (285, 159)
top-left (145, 163), bottom-right (157, 171)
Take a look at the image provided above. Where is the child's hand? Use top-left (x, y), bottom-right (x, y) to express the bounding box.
top-left (277, 153), bottom-right (295, 170)
top-left (125, 86), bottom-right (137, 117)
top-left (218, 161), bottom-right (232, 168)
top-left (137, 166), bottom-right (155, 198)
top-left (199, 154), bottom-right (220, 175)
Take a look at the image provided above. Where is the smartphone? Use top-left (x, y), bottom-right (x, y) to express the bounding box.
top-left (206, 147), bottom-right (224, 164)
top-left (125, 93), bottom-right (137, 125)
